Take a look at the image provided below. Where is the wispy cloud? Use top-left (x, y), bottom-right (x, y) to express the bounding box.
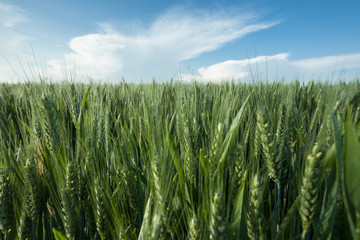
top-left (181, 53), bottom-right (360, 83)
top-left (0, 3), bottom-right (27, 28)
top-left (290, 53), bottom-right (360, 71)
top-left (0, 3), bottom-right (30, 83)
top-left (47, 7), bottom-right (278, 81)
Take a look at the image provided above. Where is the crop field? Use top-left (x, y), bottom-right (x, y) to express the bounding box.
top-left (0, 80), bottom-right (360, 239)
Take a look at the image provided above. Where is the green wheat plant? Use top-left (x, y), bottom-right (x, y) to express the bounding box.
top-left (0, 79), bottom-right (359, 239)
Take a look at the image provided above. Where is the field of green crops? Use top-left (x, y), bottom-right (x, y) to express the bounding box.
top-left (0, 80), bottom-right (360, 240)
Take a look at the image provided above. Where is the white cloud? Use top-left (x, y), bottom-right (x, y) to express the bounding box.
top-left (0, 3), bottom-right (31, 83)
top-left (291, 53), bottom-right (360, 71)
top-left (183, 53), bottom-right (360, 83)
top-left (0, 3), bottom-right (27, 28)
top-left (47, 7), bottom-right (278, 81)
top-left (192, 53), bottom-right (289, 83)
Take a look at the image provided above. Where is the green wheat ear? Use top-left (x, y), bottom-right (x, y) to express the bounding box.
top-left (257, 110), bottom-right (280, 183)
top-left (121, 167), bottom-right (139, 211)
top-left (180, 99), bottom-right (196, 185)
top-left (209, 123), bottom-right (222, 180)
top-left (246, 173), bottom-right (263, 240)
top-left (210, 191), bottom-right (226, 240)
top-left (189, 214), bottom-right (200, 240)
top-left (41, 93), bottom-right (60, 151)
top-left (66, 161), bottom-right (79, 205)
top-left (234, 144), bottom-right (244, 188)
top-left (0, 168), bottom-right (14, 235)
top-left (354, 106), bottom-right (360, 124)
top-left (95, 178), bottom-right (108, 240)
top-left (24, 159), bottom-right (42, 221)
top-left (62, 189), bottom-right (78, 240)
top-left (18, 209), bottom-right (32, 240)
top-left (299, 143), bottom-right (322, 234)
top-left (78, 166), bottom-right (89, 208)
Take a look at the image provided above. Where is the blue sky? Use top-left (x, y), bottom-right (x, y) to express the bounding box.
top-left (1, 0), bottom-right (360, 83)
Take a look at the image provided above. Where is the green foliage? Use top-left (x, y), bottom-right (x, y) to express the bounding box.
top-left (343, 111), bottom-right (360, 239)
top-left (0, 80), bottom-right (359, 239)
top-left (53, 228), bottom-right (67, 240)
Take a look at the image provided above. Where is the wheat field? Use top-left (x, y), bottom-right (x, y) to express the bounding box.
top-left (0, 80), bottom-right (359, 239)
